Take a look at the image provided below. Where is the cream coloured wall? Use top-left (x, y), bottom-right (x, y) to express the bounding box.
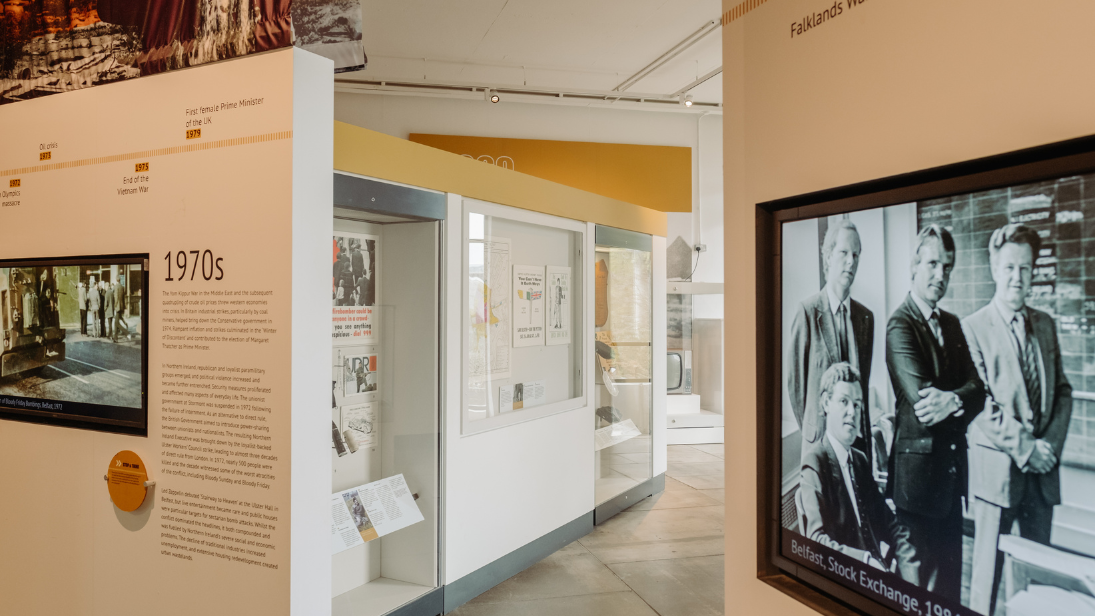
top-left (723, 0), bottom-right (1095, 613)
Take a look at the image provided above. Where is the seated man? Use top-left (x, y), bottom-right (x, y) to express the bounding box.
top-left (799, 363), bottom-right (919, 582)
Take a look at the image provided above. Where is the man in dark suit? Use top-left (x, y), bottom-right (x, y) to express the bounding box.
top-left (103, 280), bottom-right (115, 340)
top-left (962, 224), bottom-right (1073, 615)
top-left (111, 281), bottom-right (126, 342)
top-left (800, 363), bottom-right (918, 582)
top-left (886, 224), bottom-right (984, 602)
top-left (351, 241), bottom-right (365, 286)
top-left (97, 281), bottom-right (108, 339)
top-left (786, 219), bottom-right (875, 468)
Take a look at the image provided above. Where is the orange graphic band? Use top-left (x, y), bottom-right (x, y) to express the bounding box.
top-left (722, 0), bottom-right (770, 25)
top-left (0, 131), bottom-right (293, 178)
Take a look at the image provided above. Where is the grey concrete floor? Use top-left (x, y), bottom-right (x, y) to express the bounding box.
top-left (451, 444), bottom-right (725, 616)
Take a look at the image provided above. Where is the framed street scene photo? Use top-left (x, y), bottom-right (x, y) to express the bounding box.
top-left (0, 254), bottom-right (148, 436)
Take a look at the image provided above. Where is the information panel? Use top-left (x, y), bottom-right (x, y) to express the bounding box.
top-left (0, 48), bottom-right (330, 616)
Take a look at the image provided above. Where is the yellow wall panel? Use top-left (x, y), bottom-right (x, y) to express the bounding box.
top-left (334, 122), bottom-right (667, 237)
top-left (408, 133), bottom-right (692, 213)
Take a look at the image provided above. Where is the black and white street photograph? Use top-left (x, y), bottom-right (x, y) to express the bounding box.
top-left (0, 262), bottom-right (144, 413)
top-left (780, 173), bottom-right (1095, 615)
top-left (333, 233), bottom-right (377, 307)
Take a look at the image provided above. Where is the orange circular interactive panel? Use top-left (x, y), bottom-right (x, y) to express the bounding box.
top-left (106, 450), bottom-right (149, 512)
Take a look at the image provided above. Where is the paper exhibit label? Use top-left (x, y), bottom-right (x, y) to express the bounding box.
top-left (331, 474), bottom-right (425, 555)
top-left (513, 265), bottom-right (545, 347)
top-left (545, 266), bottom-right (571, 345)
top-left (500, 380), bottom-right (546, 413)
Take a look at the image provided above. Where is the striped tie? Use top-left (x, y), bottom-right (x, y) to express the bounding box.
top-left (1013, 315), bottom-right (1042, 429)
top-left (928, 311), bottom-right (944, 348)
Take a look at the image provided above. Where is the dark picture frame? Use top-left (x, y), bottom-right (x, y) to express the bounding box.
top-left (756, 134), bottom-right (1095, 616)
top-left (0, 253), bottom-right (149, 437)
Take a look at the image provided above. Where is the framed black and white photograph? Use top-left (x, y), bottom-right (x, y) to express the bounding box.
top-left (759, 137), bottom-right (1095, 616)
top-left (0, 254), bottom-right (148, 435)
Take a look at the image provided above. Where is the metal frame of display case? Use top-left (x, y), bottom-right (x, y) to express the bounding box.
top-left (592, 224), bottom-right (663, 524)
top-left (755, 134), bottom-right (1095, 616)
top-left (331, 171), bottom-right (446, 616)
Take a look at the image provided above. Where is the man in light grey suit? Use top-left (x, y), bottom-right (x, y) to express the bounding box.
top-left (962, 224), bottom-right (1073, 615)
top-left (786, 219), bottom-right (875, 468)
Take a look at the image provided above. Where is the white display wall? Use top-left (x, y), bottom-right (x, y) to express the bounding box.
top-left (441, 194), bottom-right (668, 588)
top-left (0, 49), bottom-right (333, 616)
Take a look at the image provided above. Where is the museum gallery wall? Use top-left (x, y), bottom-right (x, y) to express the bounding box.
top-left (0, 48), bottom-right (333, 615)
top-left (723, 1), bottom-right (1095, 615)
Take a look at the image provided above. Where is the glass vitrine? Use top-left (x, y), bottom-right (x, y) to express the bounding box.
top-left (461, 198), bottom-right (585, 435)
top-left (330, 173), bottom-right (442, 616)
top-left (593, 225), bottom-right (654, 511)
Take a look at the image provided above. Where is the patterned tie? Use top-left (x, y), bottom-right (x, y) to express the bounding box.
top-left (1013, 315), bottom-right (1042, 429)
top-left (837, 303), bottom-right (848, 362)
top-left (928, 311), bottom-right (945, 348)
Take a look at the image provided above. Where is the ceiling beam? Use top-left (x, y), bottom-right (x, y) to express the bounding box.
top-left (613, 19), bottom-right (720, 92)
top-left (671, 66), bottom-right (722, 97)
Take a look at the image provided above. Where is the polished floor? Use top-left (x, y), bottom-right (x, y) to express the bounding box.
top-left (452, 444), bottom-right (725, 616)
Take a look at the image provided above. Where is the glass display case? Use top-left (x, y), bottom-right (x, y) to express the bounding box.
top-left (666, 281), bottom-right (724, 444)
top-left (593, 225), bottom-right (654, 509)
top-left (461, 198), bottom-right (585, 435)
top-left (330, 173), bottom-right (443, 616)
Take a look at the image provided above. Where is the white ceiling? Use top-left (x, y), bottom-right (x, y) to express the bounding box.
top-left (346, 0), bottom-right (723, 108)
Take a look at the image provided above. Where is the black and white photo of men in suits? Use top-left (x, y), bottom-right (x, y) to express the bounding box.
top-left (800, 362), bottom-right (919, 582)
top-left (961, 224), bottom-right (1073, 615)
top-left (786, 219), bottom-right (875, 468)
top-left (885, 224), bottom-right (984, 602)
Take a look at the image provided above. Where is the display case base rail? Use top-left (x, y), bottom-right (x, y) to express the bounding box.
top-left (386, 586), bottom-right (444, 616)
top-left (442, 512), bottom-right (594, 613)
top-left (594, 473), bottom-right (665, 526)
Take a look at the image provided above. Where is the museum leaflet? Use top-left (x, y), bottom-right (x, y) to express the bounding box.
top-left (331, 474), bottom-right (424, 554)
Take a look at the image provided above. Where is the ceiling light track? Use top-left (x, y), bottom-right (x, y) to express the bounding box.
top-left (614, 19), bottom-right (720, 92)
top-left (334, 79), bottom-right (722, 113)
top-left (672, 66), bottom-right (723, 97)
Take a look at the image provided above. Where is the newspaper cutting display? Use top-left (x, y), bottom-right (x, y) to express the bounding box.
top-left (469, 237), bottom-right (511, 380)
top-left (335, 347), bottom-right (378, 399)
top-left (778, 169), bottom-right (1095, 616)
top-left (513, 265), bottom-right (544, 347)
top-left (332, 231), bottom-right (378, 346)
top-left (340, 402), bottom-right (377, 449)
top-left (330, 474), bottom-right (424, 555)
